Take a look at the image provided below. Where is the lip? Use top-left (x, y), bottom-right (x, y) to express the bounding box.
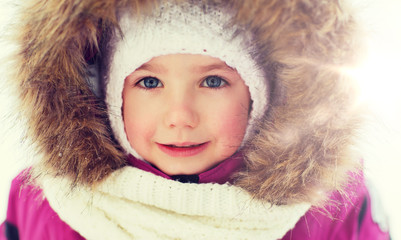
top-left (156, 142), bottom-right (209, 157)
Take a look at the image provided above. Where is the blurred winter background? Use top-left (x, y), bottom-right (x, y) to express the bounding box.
top-left (0, 0), bottom-right (400, 238)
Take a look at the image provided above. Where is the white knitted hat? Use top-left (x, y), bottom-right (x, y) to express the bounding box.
top-left (106, 1), bottom-right (268, 159)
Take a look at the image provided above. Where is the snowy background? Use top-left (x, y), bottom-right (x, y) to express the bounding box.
top-left (1, 0), bottom-right (400, 239)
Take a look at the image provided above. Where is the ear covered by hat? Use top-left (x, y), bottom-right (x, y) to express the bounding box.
top-left (103, 1), bottom-right (269, 159)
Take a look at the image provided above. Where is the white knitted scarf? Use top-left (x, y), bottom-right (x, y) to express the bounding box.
top-left (40, 167), bottom-right (310, 240)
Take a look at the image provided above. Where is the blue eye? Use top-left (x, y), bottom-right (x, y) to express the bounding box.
top-left (202, 76), bottom-right (227, 88)
top-left (137, 77), bottom-right (162, 89)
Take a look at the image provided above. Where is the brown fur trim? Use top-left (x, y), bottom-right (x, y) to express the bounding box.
top-left (14, 0), bottom-right (361, 204)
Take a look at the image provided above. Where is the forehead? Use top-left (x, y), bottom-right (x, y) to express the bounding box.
top-left (135, 54), bottom-right (237, 73)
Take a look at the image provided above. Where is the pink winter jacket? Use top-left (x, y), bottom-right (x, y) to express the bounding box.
top-left (1, 156), bottom-right (390, 240)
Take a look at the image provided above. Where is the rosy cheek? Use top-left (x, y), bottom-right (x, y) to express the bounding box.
top-left (124, 115), bottom-right (155, 156)
top-left (123, 100), bottom-right (150, 145)
top-left (124, 117), bottom-right (139, 143)
top-left (214, 104), bottom-right (249, 150)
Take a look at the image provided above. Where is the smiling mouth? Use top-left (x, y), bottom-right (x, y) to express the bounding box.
top-left (157, 142), bottom-right (209, 157)
top-left (164, 143), bottom-right (204, 148)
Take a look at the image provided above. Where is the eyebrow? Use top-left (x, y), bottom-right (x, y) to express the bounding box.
top-left (135, 63), bottom-right (166, 74)
top-left (194, 63), bottom-right (236, 73)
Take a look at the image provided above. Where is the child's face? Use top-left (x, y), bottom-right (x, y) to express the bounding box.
top-left (122, 54), bottom-right (251, 175)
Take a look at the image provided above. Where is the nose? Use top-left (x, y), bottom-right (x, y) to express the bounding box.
top-left (163, 92), bottom-right (199, 129)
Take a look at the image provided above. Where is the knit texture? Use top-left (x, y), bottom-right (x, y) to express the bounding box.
top-left (40, 167), bottom-right (310, 240)
top-left (106, 1), bottom-right (268, 159)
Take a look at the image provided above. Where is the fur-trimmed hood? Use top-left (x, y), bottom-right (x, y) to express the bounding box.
top-left (13, 0), bottom-right (360, 205)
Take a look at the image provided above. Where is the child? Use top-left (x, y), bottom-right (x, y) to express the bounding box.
top-left (1, 0), bottom-right (390, 239)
